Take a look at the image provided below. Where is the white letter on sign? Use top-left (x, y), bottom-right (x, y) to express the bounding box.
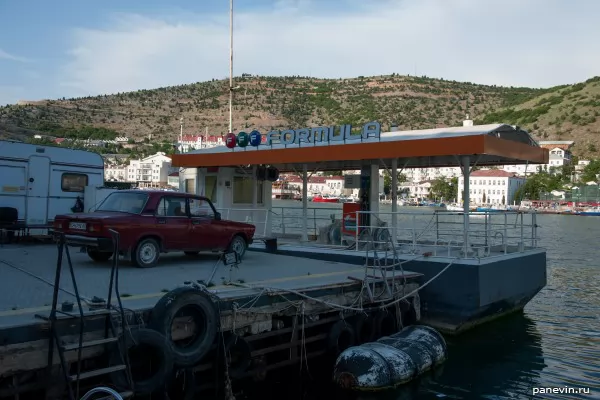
top-left (280, 129), bottom-right (296, 145)
top-left (266, 130), bottom-right (281, 146)
top-left (362, 121), bottom-right (381, 139)
top-left (294, 128), bottom-right (310, 144)
top-left (311, 127), bottom-right (328, 143)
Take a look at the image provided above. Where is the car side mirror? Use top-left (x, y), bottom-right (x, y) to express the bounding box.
top-left (214, 212), bottom-right (221, 221)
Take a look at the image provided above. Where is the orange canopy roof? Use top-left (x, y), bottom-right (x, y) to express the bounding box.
top-left (171, 123), bottom-right (548, 172)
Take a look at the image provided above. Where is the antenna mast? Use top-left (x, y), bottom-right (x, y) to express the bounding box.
top-left (228, 0), bottom-right (233, 133)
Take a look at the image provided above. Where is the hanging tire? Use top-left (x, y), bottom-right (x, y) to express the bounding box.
top-left (327, 320), bottom-right (356, 355)
top-left (373, 310), bottom-right (398, 339)
top-left (352, 313), bottom-right (375, 344)
top-left (149, 286), bottom-right (219, 367)
top-left (87, 248), bottom-right (112, 262)
top-left (222, 333), bottom-right (253, 379)
top-left (110, 328), bottom-right (174, 395)
top-left (227, 235), bottom-right (247, 260)
top-left (132, 237), bottom-right (161, 268)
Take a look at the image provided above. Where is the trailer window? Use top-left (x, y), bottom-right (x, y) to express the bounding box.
top-left (61, 173), bottom-right (88, 192)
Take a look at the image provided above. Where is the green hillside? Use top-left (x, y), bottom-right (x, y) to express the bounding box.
top-left (0, 74), bottom-right (598, 156)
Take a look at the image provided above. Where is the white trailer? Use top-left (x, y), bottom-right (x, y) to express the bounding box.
top-left (0, 140), bottom-right (104, 226)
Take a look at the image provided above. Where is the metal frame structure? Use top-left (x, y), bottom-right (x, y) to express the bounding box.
top-left (46, 231), bottom-right (133, 400)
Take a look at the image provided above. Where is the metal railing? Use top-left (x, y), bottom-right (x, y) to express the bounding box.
top-left (213, 205), bottom-right (541, 259)
top-left (269, 206), bottom-right (341, 238)
top-left (349, 210), bottom-right (540, 259)
top-left (216, 207), bottom-right (270, 238)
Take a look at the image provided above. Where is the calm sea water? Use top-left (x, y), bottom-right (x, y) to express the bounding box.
top-left (242, 201), bottom-right (600, 400)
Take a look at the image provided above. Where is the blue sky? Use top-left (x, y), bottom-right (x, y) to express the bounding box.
top-left (1, 0), bottom-right (598, 105)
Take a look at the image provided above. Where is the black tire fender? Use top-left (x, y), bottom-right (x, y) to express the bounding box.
top-left (373, 309), bottom-right (398, 339)
top-left (149, 286), bottom-right (219, 367)
top-left (110, 328), bottom-right (174, 395)
top-left (223, 333), bottom-right (253, 379)
top-left (327, 320), bottom-right (356, 355)
top-left (352, 313), bottom-right (375, 344)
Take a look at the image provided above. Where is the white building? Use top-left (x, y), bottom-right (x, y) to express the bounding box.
top-left (539, 140), bottom-right (574, 172)
top-left (284, 175), bottom-right (346, 196)
top-left (179, 135), bottom-right (224, 153)
top-left (574, 159), bottom-right (591, 181)
top-left (501, 164), bottom-right (536, 176)
top-left (104, 165), bottom-right (128, 182)
top-left (126, 152), bottom-right (175, 185)
top-left (457, 169), bottom-right (526, 206)
top-left (399, 181), bottom-right (433, 200)
top-left (404, 167), bottom-right (462, 183)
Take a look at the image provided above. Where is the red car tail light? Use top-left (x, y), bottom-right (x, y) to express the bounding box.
top-left (88, 222), bottom-right (103, 233)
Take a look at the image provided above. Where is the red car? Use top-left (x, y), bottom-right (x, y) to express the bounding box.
top-left (53, 190), bottom-right (256, 268)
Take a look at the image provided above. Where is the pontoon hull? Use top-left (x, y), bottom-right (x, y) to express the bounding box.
top-left (250, 247), bottom-right (547, 335)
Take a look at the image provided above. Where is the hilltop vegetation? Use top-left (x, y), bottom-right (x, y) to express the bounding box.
top-left (478, 76), bottom-right (600, 155)
top-left (0, 74), bottom-right (599, 156)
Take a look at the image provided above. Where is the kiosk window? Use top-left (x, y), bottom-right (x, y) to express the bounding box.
top-left (233, 176), bottom-right (263, 204)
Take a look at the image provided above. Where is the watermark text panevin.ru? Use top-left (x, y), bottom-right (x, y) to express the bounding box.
top-left (533, 387), bottom-right (591, 396)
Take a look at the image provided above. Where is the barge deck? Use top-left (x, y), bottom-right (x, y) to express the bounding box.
top-left (0, 242), bottom-right (421, 399)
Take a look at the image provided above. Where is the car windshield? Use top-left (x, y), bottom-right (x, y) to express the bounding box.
top-left (96, 192), bottom-right (148, 214)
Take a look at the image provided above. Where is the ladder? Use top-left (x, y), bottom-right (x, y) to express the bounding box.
top-left (46, 230), bottom-right (133, 400)
top-left (349, 223), bottom-right (406, 303)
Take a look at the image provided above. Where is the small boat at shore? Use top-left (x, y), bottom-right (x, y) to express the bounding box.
top-left (446, 204), bottom-right (463, 212)
top-left (312, 194), bottom-right (339, 203)
top-left (578, 207), bottom-right (600, 216)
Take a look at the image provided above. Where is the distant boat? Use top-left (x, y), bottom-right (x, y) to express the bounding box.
top-left (579, 207), bottom-right (600, 216)
top-left (446, 204), bottom-right (463, 212)
top-left (476, 206), bottom-right (507, 213)
top-left (312, 195), bottom-right (339, 203)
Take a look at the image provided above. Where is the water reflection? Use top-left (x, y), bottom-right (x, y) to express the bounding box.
top-left (247, 206), bottom-right (600, 400)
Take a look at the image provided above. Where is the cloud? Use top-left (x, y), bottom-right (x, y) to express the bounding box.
top-left (0, 48), bottom-right (28, 63)
top-left (60, 0), bottom-right (600, 98)
top-left (0, 85), bottom-right (26, 105)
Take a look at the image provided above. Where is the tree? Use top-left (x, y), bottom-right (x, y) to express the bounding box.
top-left (382, 170), bottom-right (409, 195)
top-left (482, 192), bottom-right (487, 203)
top-left (323, 171), bottom-right (342, 176)
top-left (501, 194), bottom-right (506, 205)
top-left (514, 171), bottom-right (565, 201)
top-left (580, 159), bottom-right (600, 183)
top-left (429, 177), bottom-right (458, 201)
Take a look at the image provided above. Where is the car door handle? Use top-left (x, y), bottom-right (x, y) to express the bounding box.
top-left (191, 219), bottom-right (203, 225)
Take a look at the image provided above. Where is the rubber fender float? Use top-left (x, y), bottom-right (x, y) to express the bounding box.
top-left (375, 337), bottom-right (433, 374)
top-left (327, 320), bottom-right (356, 355)
top-left (110, 328), bottom-right (174, 395)
top-left (149, 286), bottom-right (219, 367)
top-left (390, 324), bottom-right (447, 366)
top-left (372, 310), bottom-right (398, 339)
top-left (223, 333), bottom-right (253, 379)
top-left (332, 325), bottom-right (447, 391)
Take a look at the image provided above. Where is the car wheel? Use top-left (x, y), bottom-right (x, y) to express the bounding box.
top-left (87, 248), bottom-right (112, 262)
top-left (133, 238), bottom-right (160, 268)
top-left (227, 235), bottom-right (247, 260)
